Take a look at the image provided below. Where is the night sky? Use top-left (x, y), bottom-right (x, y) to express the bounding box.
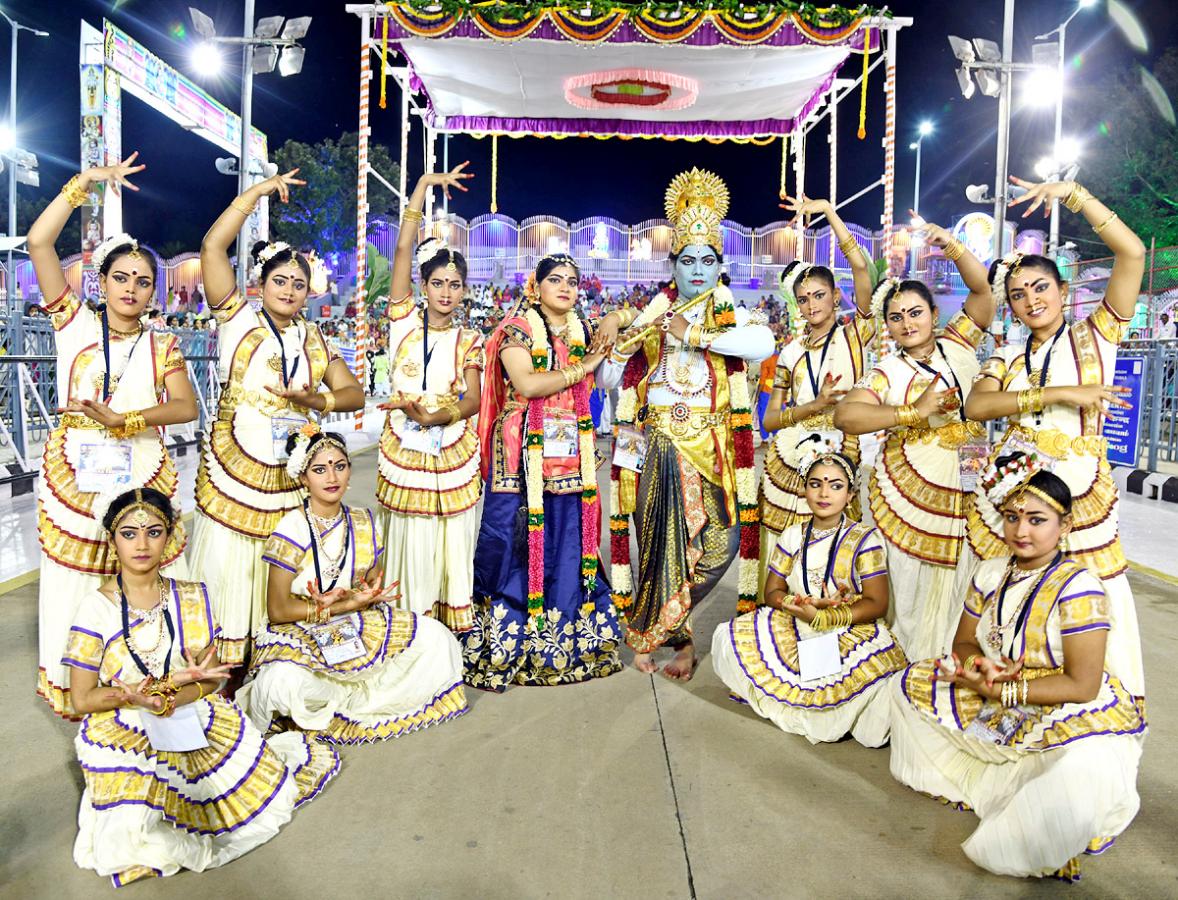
top-left (3, 0), bottom-right (1176, 252)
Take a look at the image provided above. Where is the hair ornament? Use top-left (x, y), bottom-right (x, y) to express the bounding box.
top-left (979, 452), bottom-right (1058, 511)
top-left (787, 434), bottom-right (855, 486)
top-left (305, 250), bottom-right (330, 295)
top-left (93, 233), bottom-right (141, 272)
top-left (870, 276), bottom-right (902, 324)
top-left (94, 487), bottom-right (173, 536)
top-left (251, 241), bottom-right (293, 284)
top-left (285, 421), bottom-right (348, 480)
top-left (665, 168), bottom-right (729, 255)
top-left (415, 236), bottom-right (454, 272)
top-left (990, 251), bottom-right (1024, 307)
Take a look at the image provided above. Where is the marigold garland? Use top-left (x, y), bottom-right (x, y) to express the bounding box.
top-left (522, 305), bottom-right (598, 630)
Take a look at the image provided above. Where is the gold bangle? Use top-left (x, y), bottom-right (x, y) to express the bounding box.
top-left (1092, 211), bottom-right (1119, 236)
top-left (305, 598), bottom-right (315, 623)
top-left (810, 608), bottom-right (830, 630)
top-left (943, 238), bottom-right (966, 262)
top-left (401, 207), bottom-right (424, 222)
top-left (231, 196), bottom-right (257, 216)
top-left (1064, 182), bottom-right (1093, 214)
top-left (894, 404), bottom-right (922, 427)
top-left (838, 235), bottom-right (859, 257)
top-left (195, 682), bottom-right (209, 700)
top-left (962, 654), bottom-right (979, 672)
top-left (114, 410), bottom-right (147, 439)
top-left (1017, 388), bottom-right (1045, 415)
top-left (444, 402), bottom-right (462, 426)
top-left (61, 175), bottom-right (89, 209)
top-left (781, 407), bottom-right (795, 428)
top-left (320, 391), bottom-right (336, 415)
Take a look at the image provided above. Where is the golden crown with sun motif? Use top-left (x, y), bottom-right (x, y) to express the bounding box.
top-left (665, 168), bottom-right (729, 255)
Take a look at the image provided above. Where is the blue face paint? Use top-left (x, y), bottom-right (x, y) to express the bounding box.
top-left (673, 243), bottom-right (721, 300)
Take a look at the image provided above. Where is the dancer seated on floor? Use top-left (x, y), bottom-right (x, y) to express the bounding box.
top-left (711, 441), bottom-right (907, 747)
top-left (236, 426), bottom-right (469, 743)
top-left (889, 453), bottom-right (1147, 881)
top-left (64, 488), bottom-right (338, 888)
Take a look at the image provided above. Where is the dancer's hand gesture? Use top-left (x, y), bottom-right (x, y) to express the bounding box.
top-left (908, 211), bottom-right (954, 248)
top-left (173, 646), bottom-right (235, 688)
top-left (111, 676), bottom-right (163, 712)
top-left (1007, 176), bottom-right (1070, 220)
top-left (60, 398), bottom-right (124, 428)
top-left (255, 168), bottom-right (306, 204)
top-left (812, 373), bottom-right (846, 411)
top-left (85, 151), bottom-right (145, 197)
top-left (418, 161), bottom-right (474, 201)
top-left (779, 194), bottom-right (830, 227)
top-left (911, 378), bottom-right (959, 419)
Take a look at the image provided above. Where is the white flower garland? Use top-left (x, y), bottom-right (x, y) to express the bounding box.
top-left (92, 233), bottom-right (139, 272)
top-left (990, 251), bottom-right (1024, 308)
top-left (870, 276), bottom-right (901, 325)
top-left (979, 451), bottom-right (1048, 509)
top-left (251, 241), bottom-right (293, 284)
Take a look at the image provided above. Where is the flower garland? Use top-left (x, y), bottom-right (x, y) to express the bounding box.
top-left (869, 276), bottom-right (901, 328)
top-left (609, 283), bottom-right (761, 615)
top-left (979, 451), bottom-right (1048, 509)
top-left (989, 251), bottom-right (1023, 308)
top-left (521, 305), bottom-right (597, 630)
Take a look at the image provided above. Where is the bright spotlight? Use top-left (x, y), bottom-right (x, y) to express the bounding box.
top-left (1035, 157), bottom-right (1055, 179)
top-left (918, 120), bottom-right (934, 136)
top-left (190, 41), bottom-right (223, 77)
top-left (1056, 136), bottom-right (1082, 164)
top-left (0, 125), bottom-right (13, 153)
top-left (1078, 0), bottom-right (1099, 9)
top-left (1021, 69), bottom-right (1062, 107)
top-left (909, 142), bottom-right (919, 150)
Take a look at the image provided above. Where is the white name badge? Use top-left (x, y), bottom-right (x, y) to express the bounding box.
top-left (310, 613), bottom-right (366, 666)
top-left (76, 438), bottom-right (134, 494)
top-left (996, 433), bottom-right (1058, 470)
top-left (613, 425), bottom-right (648, 473)
top-left (958, 438), bottom-right (991, 493)
top-left (797, 630), bottom-right (842, 684)
top-left (543, 413), bottom-right (579, 458)
top-left (965, 702), bottom-right (1028, 746)
top-left (400, 419), bottom-right (444, 457)
top-left (141, 702), bottom-right (210, 752)
top-left (272, 415), bottom-right (308, 461)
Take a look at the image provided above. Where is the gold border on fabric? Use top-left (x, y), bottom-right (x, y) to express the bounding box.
top-left (375, 418), bottom-right (482, 516)
top-left (195, 421), bottom-right (301, 539)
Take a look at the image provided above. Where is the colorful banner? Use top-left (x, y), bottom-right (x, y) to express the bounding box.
top-left (1106, 356), bottom-right (1147, 467)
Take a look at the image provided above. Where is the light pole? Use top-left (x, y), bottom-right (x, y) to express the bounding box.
top-left (189, 6), bottom-right (311, 298)
top-left (0, 8), bottom-right (47, 311)
top-left (909, 120), bottom-right (933, 276)
top-left (1035, 0), bottom-right (1099, 256)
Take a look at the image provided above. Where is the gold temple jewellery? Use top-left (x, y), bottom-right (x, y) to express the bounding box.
top-left (231, 197), bottom-right (257, 216)
top-left (61, 175), bottom-right (89, 208)
top-left (113, 410), bottom-right (147, 439)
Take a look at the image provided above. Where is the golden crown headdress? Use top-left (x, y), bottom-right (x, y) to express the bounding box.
top-left (665, 168), bottom-right (729, 255)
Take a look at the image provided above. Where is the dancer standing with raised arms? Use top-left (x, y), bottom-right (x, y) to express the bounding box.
top-left (759, 195), bottom-right (876, 545)
top-left (964, 176), bottom-right (1145, 697)
top-left (835, 216), bottom-right (995, 659)
top-left (190, 170), bottom-right (364, 666)
top-left (375, 164), bottom-right (484, 631)
top-left (599, 169), bottom-right (773, 679)
top-left (28, 153), bottom-right (198, 716)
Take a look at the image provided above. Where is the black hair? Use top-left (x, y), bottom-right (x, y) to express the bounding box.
top-left (535, 253), bottom-right (580, 282)
top-left (719, 271), bottom-right (731, 287)
top-left (99, 243), bottom-right (158, 280)
top-left (284, 429), bottom-right (350, 462)
top-left (884, 279), bottom-right (937, 316)
top-left (251, 240), bottom-right (311, 283)
top-left (986, 254), bottom-right (1063, 303)
top-left (994, 452), bottom-right (1073, 515)
top-left (417, 239), bottom-right (468, 284)
top-left (792, 264), bottom-right (836, 297)
top-left (102, 487), bottom-right (176, 534)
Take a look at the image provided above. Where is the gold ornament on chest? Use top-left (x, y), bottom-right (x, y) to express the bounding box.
top-left (400, 360), bottom-right (422, 379)
top-left (267, 354), bottom-right (283, 373)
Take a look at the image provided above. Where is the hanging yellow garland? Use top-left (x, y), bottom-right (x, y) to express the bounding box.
top-left (779, 134), bottom-right (789, 199)
top-left (857, 27), bottom-right (871, 139)
top-left (490, 134), bottom-right (500, 213)
top-left (379, 14), bottom-right (390, 109)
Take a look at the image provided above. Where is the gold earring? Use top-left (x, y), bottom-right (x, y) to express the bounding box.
top-left (1059, 533), bottom-right (1069, 553)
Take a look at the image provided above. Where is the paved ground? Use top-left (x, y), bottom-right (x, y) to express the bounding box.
top-left (2, 448), bottom-right (1175, 898)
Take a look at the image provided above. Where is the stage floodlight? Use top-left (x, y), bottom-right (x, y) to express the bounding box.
top-left (955, 67), bottom-right (976, 99)
top-left (255, 16), bottom-right (285, 40)
top-left (966, 184), bottom-right (991, 204)
top-left (190, 41), bottom-right (223, 77)
top-left (948, 35), bottom-right (975, 63)
top-left (253, 45), bottom-right (279, 74)
top-left (977, 69), bottom-right (1002, 97)
top-left (973, 38), bottom-right (1001, 63)
top-left (278, 46), bottom-right (306, 77)
top-left (281, 17), bottom-right (312, 41)
top-left (189, 7), bottom-right (216, 40)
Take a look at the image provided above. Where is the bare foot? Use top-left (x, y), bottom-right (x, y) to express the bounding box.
top-left (662, 644), bottom-right (697, 682)
top-left (634, 652), bottom-right (658, 674)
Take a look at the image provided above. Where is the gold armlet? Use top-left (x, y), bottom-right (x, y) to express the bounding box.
top-left (1064, 182), bottom-right (1093, 214)
top-left (1092, 212), bottom-right (1119, 236)
top-left (231, 196), bottom-right (257, 216)
top-left (113, 410), bottom-right (147, 439)
top-left (320, 391), bottom-right (337, 415)
top-left (401, 207), bottom-right (425, 223)
top-left (61, 175), bottom-right (89, 209)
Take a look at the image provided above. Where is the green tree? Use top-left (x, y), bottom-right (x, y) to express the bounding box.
top-left (1074, 47), bottom-right (1178, 249)
top-left (269, 131), bottom-right (399, 257)
top-left (16, 188), bottom-right (82, 257)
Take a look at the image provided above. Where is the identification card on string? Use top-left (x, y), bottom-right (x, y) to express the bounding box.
top-left (76, 438), bottom-right (134, 494)
top-left (141, 702), bottom-right (210, 752)
top-left (400, 420), bottom-right (444, 457)
top-left (310, 613), bottom-right (366, 666)
top-left (797, 631), bottom-right (842, 684)
top-left (613, 425), bottom-right (647, 473)
top-left (958, 438), bottom-right (992, 493)
top-left (543, 413), bottom-right (579, 458)
top-left (964, 702), bottom-right (1028, 746)
top-left (272, 416), bottom-right (308, 461)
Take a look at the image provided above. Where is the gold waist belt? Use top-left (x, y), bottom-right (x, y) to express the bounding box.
top-left (59, 413), bottom-right (106, 431)
top-left (217, 383), bottom-right (308, 419)
top-left (387, 390), bottom-right (459, 410)
top-left (1009, 425), bottom-right (1106, 459)
top-left (641, 404), bottom-right (728, 439)
top-left (902, 419), bottom-right (986, 450)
